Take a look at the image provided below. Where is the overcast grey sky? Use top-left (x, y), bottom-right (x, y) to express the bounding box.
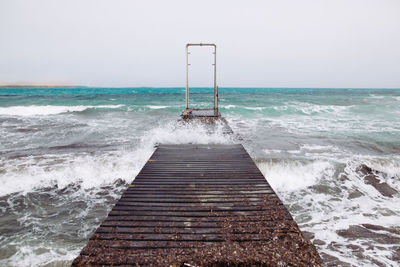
top-left (1, 0), bottom-right (399, 87)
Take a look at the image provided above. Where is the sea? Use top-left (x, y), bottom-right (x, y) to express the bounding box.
top-left (0, 87), bottom-right (399, 266)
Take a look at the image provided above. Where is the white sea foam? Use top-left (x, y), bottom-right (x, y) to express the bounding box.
top-left (347, 157), bottom-right (400, 192)
top-left (290, 102), bottom-right (349, 115)
top-left (263, 149), bottom-right (283, 154)
top-left (263, 156), bottom-right (400, 266)
top-left (0, 150), bottom-right (148, 196)
top-left (221, 104), bottom-right (236, 109)
top-left (273, 106), bottom-right (288, 111)
top-left (300, 144), bottom-right (341, 152)
top-left (369, 94), bottom-right (384, 99)
top-left (146, 105), bottom-right (169, 109)
top-left (2, 245), bottom-right (79, 267)
top-left (0, 120), bottom-right (235, 197)
top-left (2, 89), bottom-right (400, 266)
top-left (0, 105), bottom-right (124, 116)
top-left (257, 159), bottom-right (335, 191)
top-left (301, 144), bottom-right (331, 151)
top-left (244, 107), bottom-right (265, 111)
top-left (140, 121), bottom-right (236, 146)
top-left (265, 106), bottom-right (400, 137)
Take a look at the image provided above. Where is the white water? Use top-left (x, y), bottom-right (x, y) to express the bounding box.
top-left (0, 120), bottom-right (236, 197)
top-left (1, 90), bottom-right (400, 266)
top-left (0, 105), bottom-right (124, 116)
top-left (0, 120), bottom-right (238, 266)
top-left (256, 155), bottom-right (400, 266)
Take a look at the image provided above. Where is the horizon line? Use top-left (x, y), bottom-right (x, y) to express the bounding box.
top-left (1, 85), bottom-right (400, 89)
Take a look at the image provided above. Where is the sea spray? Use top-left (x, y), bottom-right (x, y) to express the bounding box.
top-left (255, 156), bottom-right (400, 266)
top-left (1, 87), bottom-right (400, 266)
top-left (256, 159), bottom-right (335, 192)
top-left (0, 119), bottom-right (237, 266)
top-left (0, 120), bottom-right (236, 197)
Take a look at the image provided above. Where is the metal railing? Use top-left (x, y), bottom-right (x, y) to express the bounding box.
top-left (185, 43), bottom-right (218, 115)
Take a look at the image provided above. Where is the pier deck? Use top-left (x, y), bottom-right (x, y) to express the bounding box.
top-left (72, 144), bottom-right (321, 266)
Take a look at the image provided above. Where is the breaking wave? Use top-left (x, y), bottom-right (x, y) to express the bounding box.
top-left (0, 105), bottom-right (124, 116)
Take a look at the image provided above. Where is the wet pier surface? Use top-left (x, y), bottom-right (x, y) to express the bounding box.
top-left (72, 144), bottom-right (321, 266)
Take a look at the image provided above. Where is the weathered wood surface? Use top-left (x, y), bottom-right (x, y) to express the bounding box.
top-left (72, 144), bottom-right (321, 266)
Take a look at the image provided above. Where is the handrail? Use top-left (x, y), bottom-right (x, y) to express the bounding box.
top-left (185, 43), bottom-right (218, 115)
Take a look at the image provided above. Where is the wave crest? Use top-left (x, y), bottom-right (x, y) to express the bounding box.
top-left (256, 159), bottom-right (335, 191)
top-left (0, 105), bottom-right (124, 116)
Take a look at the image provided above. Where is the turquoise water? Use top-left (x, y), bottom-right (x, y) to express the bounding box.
top-left (1, 87), bottom-right (400, 266)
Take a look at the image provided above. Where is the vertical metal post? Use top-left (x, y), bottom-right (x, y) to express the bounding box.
top-left (213, 45), bottom-right (218, 114)
top-left (185, 45), bottom-right (189, 109)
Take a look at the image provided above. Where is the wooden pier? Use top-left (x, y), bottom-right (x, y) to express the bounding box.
top-left (73, 144), bottom-right (321, 266)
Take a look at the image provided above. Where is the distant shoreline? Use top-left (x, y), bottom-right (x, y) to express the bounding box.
top-left (0, 85), bottom-right (80, 88)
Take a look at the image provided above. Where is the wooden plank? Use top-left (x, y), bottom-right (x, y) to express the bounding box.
top-left (103, 215), bottom-right (293, 222)
top-left (72, 144), bottom-right (321, 266)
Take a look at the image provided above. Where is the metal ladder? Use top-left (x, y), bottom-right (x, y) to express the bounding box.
top-left (184, 43), bottom-right (219, 117)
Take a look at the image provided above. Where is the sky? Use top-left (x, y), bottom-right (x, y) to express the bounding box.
top-left (0, 0), bottom-right (399, 88)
